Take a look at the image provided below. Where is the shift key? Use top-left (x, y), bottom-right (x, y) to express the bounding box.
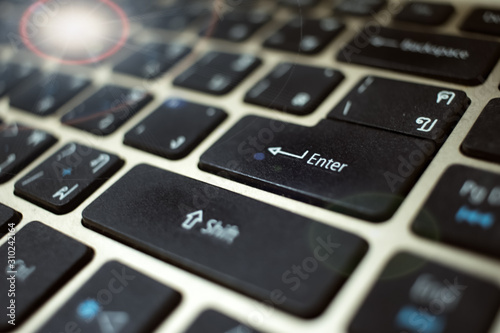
top-left (200, 116), bottom-right (436, 222)
top-left (82, 164), bottom-right (368, 318)
top-left (337, 27), bottom-right (500, 85)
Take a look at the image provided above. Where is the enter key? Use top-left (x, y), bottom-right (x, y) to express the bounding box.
top-left (200, 116), bottom-right (436, 222)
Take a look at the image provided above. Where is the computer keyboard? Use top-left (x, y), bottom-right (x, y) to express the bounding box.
top-left (0, 0), bottom-right (499, 332)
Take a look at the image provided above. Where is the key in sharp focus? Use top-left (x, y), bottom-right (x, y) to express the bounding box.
top-left (15, 143), bottom-right (123, 214)
top-left (412, 165), bottom-right (500, 259)
top-left (337, 27), bottom-right (500, 85)
top-left (38, 261), bottom-right (181, 333)
top-left (0, 123), bottom-right (57, 184)
top-left (328, 76), bottom-right (469, 142)
top-left (349, 252), bottom-right (500, 333)
top-left (200, 116), bottom-right (437, 222)
top-left (82, 164), bottom-right (368, 318)
top-left (124, 98), bottom-right (227, 160)
top-left (0, 222), bottom-right (92, 331)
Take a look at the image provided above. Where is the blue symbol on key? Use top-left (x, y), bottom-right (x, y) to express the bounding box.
top-left (61, 168), bottom-right (72, 177)
top-left (395, 305), bottom-right (446, 333)
top-left (76, 298), bottom-right (101, 322)
top-left (455, 205), bottom-right (495, 229)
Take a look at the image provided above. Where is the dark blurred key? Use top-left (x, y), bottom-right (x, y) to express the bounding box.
top-left (200, 116), bottom-right (435, 222)
top-left (114, 43), bottom-right (191, 79)
top-left (83, 164), bottom-right (368, 317)
top-left (184, 310), bottom-right (261, 333)
top-left (338, 27), bottom-right (500, 85)
top-left (335, 0), bottom-right (386, 16)
top-left (145, 3), bottom-right (207, 31)
top-left (0, 222), bottom-right (92, 331)
top-left (279, 0), bottom-right (319, 8)
top-left (245, 63), bottom-right (344, 115)
top-left (349, 252), bottom-right (500, 333)
top-left (412, 165), bottom-right (500, 259)
top-left (462, 99), bottom-right (500, 163)
top-left (15, 143), bottom-right (123, 214)
top-left (124, 99), bottom-right (227, 160)
top-left (10, 73), bottom-right (90, 116)
top-left (394, 1), bottom-right (455, 26)
top-left (328, 76), bottom-right (468, 142)
top-left (0, 63), bottom-right (38, 98)
top-left (461, 8), bottom-right (500, 37)
top-left (174, 52), bottom-right (261, 95)
top-left (201, 11), bottom-right (271, 42)
top-left (61, 86), bottom-right (153, 136)
top-left (38, 261), bottom-right (181, 333)
top-left (0, 123), bottom-right (57, 184)
top-left (264, 17), bottom-right (344, 54)
top-left (0, 203), bottom-right (20, 236)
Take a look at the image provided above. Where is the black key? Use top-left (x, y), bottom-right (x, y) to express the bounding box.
top-left (10, 73), bottom-right (90, 116)
top-left (394, 2), bottom-right (455, 26)
top-left (0, 63), bottom-right (38, 98)
top-left (83, 164), bottom-right (368, 317)
top-left (245, 63), bottom-right (344, 115)
top-left (174, 52), bottom-right (261, 95)
top-left (337, 27), bottom-right (500, 86)
top-left (201, 11), bottom-right (271, 42)
top-left (462, 99), bottom-right (500, 163)
top-left (349, 252), bottom-right (500, 333)
top-left (264, 17), bottom-right (344, 54)
top-left (38, 261), bottom-right (181, 333)
top-left (185, 310), bottom-right (261, 333)
top-left (0, 203), bottom-right (20, 236)
top-left (335, 0), bottom-right (386, 16)
top-left (461, 8), bottom-right (500, 37)
top-left (328, 76), bottom-right (468, 142)
top-left (61, 86), bottom-right (153, 136)
top-left (412, 165), bottom-right (500, 259)
top-left (200, 116), bottom-right (435, 222)
top-left (124, 99), bottom-right (227, 160)
top-left (0, 222), bottom-right (92, 331)
top-left (145, 3), bottom-right (207, 31)
top-left (0, 123), bottom-right (57, 184)
top-left (15, 143), bottom-right (123, 214)
top-left (279, 0), bottom-right (319, 8)
top-left (114, 43), bottom-right (191, 79)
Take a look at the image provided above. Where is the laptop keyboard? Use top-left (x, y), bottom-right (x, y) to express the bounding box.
top-left (0, 0), bottom-right (499, 332)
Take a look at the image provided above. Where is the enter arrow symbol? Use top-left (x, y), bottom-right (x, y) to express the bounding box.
top-left (268, 147), bottom-right (309, 160)
top-left (181, 210), bottom-right (203, 230)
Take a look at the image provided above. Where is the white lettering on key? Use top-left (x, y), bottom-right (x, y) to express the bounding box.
top-left (416, 117), bottom-right (438, 132)
top-left (90, 154), bottom-right (110, 174)
top-left (200, 219), bottom-right (240, 245)
top-left (52, 184), bottom-right (79, 201)
top-left (182, 210), bottom-right (203, 230)
top-left (307, 153), bottom-right (349, 173)
top-left (437, 91), bottom-right (456, 105)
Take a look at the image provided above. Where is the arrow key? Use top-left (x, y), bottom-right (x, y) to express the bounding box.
top-left (38, 261), bottom-right (181, 333)
top-left (124, 99), bottom-right (227, 160)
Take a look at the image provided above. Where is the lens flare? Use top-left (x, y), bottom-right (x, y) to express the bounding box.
top-left (20, 0), bottom-right (129, 65)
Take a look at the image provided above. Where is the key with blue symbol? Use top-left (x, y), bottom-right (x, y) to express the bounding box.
top-left (38, 261), bottom-right (181, 333)
top-left (412, 165), bottom-right (500, 259)
top-left (14, 143), bottom-right (123, 214)
top-left (349, 252), bottom-right (500, 333)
